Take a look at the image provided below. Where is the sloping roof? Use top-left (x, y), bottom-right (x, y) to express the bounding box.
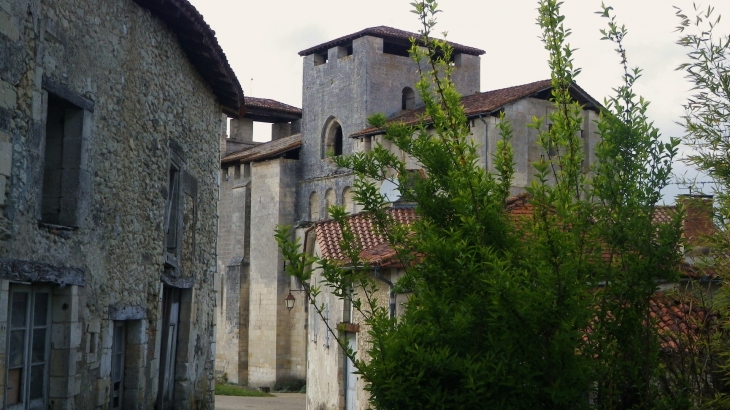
top-left (299, 26), bottom-right (485, 57)
top-left (220, 134), bottom-right (301, 164)
top-left (351, 80), bottom-right (601, 138)
top-left (315, 208), bottom-right (417, 267)
top-left (650, 293), bottom-right (718, 352)
top-left (243, 97), bottom-right (302, 122)
top-left (245, 97), bottom-right (302, 116)
top-left (133, 0), bottom-right (243, 115)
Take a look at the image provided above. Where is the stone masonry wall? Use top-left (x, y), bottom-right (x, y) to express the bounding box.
top-left (297, 35), bottom-right (481, 225)
top-left (248, 158), bottom-right (306, 388)
top-left (0, 0), bottom-right (222, 408)
top-left (216, 162), bottom-right (250, 385)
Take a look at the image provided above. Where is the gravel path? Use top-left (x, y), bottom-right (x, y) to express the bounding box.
top-left (215, 393), bottom-right (305, 410)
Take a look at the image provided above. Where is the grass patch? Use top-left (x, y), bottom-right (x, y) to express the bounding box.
top-left (215, 383), bottom-right (274, 397)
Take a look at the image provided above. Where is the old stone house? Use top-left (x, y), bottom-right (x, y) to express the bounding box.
top-left (215, 25), bottom-right (604, 407)
top-left (0, 0), bottom-right (242, 408)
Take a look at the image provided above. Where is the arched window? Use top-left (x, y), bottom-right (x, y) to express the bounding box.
top-left (323, 119), bottom-right (344, 158)
top-left (402, 87), bottom-right (415, 111)
top-left (309, 192), bottom-right (320, 221)
top-left (325, 188), bottom-right (336, 219)
top-left (342, 187), bottom-right (355, 214)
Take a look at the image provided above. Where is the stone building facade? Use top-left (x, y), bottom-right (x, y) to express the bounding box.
top-left (216, 25), bottom-right (602, 408)
top-left (216, 97), bottom-right (306, 388)
top-left (0, 0), bottom-right (242, 409)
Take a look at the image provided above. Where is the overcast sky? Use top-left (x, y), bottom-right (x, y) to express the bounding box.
top-left (188, 0), bottom-right (730, 204)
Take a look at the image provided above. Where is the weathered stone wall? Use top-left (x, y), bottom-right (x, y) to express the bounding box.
top-left (248, 157), bottom-right (305, 387)
top-left (297, 35), bottom-right (481, 225)
top-left (304, 261), bottom-right (400, 410)
top-left (361, 97), bottom-right (601, 197)
top-left (216, 162), bottom-right (250, 385)
top-left (0, 0), bottom-right (222, 408)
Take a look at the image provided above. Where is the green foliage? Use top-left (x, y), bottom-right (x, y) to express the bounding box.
top-left (276, 1), bottom-right (684, 409)
top-left (674, 3), bottom-right (730, 408)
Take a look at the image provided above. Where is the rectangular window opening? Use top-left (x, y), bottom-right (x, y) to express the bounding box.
top-left (382, 41), bottom-right (411, 58)
top-left (6, 285), bottom-right (52, 408)
top-left (41, 95), bottom-right (84, 227)
top-left (363, 136), bottom-right (372, 152)
top-left (314, 53), bottom-right (327, 66)
top-left (166, 164), bottom-right (181, 257)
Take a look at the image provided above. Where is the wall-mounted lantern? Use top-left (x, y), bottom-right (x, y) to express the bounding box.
top-left (285, 291), bottom-right (296, 311)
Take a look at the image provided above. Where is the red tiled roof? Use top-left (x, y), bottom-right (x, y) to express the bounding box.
top-left (299, 26), bottom-right (485, 57)
top-left (220, 134), bottom-right (301, 164)
top-left (351, 80), bottom-right (601, 138)
top-left (244, 97), bottom-right (302, 117)
top-left (315, 208), bottom-right (417, 267)
top-left (650, 293), bottom-right (718, 352)
top-left (133, 0), bottom-right (243, 115)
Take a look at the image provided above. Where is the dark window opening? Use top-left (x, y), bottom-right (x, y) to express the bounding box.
top-left (363, 136), bottom-right (372, 152)
top-left (333, 126), bottom-right (343, 156)
top-left (314, 52), bottom-right (327, 66)
top-left (282, 148), bottom-right (300, 160)
top-left (547, 124), bottom-right (558, 156)
top-left (166, 163), bottom-right (181, 262)
top-left (383, 41), bottom-right (411, 57)
top-left (6, 286), bottom-right (51, 409)
top-left (402, 87), bottom-right (415, 110)
top-left (41, 95), bottom-right (83, 226)
top-left (346, 45), bottom-right (353, 56)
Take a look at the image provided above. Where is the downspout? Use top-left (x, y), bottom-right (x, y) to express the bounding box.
top-left (373, 266), bottom-right (396, 319)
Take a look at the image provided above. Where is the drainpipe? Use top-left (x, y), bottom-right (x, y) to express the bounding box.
top-left (373, 266), bottom-right (396, 319)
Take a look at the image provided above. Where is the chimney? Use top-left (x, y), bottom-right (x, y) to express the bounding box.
top-left (678, 194), bottom-right (714, 247)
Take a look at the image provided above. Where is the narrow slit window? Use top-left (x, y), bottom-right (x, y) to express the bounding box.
top-left (41, 95), bottom-right (84, 226)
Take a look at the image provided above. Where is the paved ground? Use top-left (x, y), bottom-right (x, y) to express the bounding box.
top-left (215, 393), bottom-right (305, 410)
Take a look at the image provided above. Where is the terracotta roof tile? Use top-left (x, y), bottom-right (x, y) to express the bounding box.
top-left (315, 208), bottom-right (417, 266)
top-left (244, 97), bottom-right (302, 117)
top-left (133, 0), bottom-right (243, 114)
top-left (220, 134), bottom-right (301, 164)
top-left (351, 80), bottom-right (601, 138)
top-left (299, 26), bottom-right (485, 57)
top-left (649, 293), bottom-right (718, 352)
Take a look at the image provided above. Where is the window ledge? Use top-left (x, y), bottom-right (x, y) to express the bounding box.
top-left (38, 222), bottom-right (76, 237)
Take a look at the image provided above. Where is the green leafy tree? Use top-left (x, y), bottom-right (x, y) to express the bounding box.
top-left (277, 1), bottom-right (682, 408)
top-left (673, 3), bottom-right (730, 407)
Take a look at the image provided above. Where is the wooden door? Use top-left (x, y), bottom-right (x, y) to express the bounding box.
top-left (157, 287), bottom-right (181, 410)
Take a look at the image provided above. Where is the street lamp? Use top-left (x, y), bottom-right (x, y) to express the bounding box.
top-left (284, 291), bottom-right (296, 311)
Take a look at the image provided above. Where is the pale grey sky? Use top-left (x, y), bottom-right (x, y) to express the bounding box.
top-left (188, 0), bottom-right (730, 203)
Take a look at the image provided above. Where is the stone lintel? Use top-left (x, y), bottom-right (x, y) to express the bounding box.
top-left (42, 77), bottom-right (95, 112)
top-left (108, 304), bottom-right (146, 321)
top-left (0, 258), bottom-right (85, 286)
top-left (161, 272), bottom-right (194, 289)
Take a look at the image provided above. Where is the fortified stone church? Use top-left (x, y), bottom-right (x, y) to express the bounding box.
top-left (215, 24), bottom-right (603, 406)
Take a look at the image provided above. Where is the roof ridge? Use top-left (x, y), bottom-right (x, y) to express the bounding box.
top-left (298, 25), bottom-right (485, 57)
